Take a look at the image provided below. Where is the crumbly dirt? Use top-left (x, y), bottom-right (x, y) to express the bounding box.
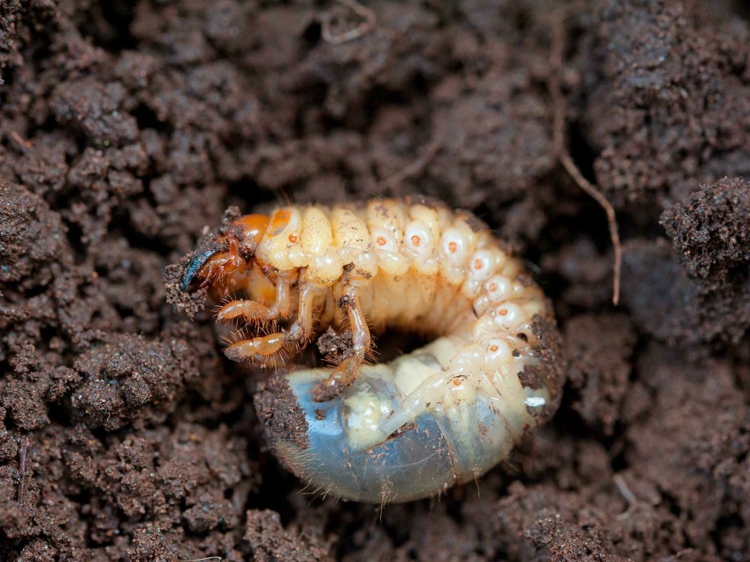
top-left (316, 327), bottom-right (354, 365)
top-left (1, 0), bottom-right (749, 560)
top-left (254, 369), bottom-right (310, 457)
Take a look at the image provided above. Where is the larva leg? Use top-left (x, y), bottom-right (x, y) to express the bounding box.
top-left (225, 333), bottom-right (287, 361)
top-left (379, 371), bottom-right (455, 437)
top-left (217, 271), bottom-right (296, 324)
top-left (223, 272), bottom-right (297, 363)
top-left (217, 299), bottom-right (276, 324)
top-left (287, 277), bottom-right (324, 346)
top-left (312, 285), bottom-right (371, 402)
top-left (358, 369), bottom-right (484, 461)
top-left (347, 370), bottom-right (459, 452)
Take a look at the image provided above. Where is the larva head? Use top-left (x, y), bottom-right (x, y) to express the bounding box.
top-left (180, 213), bottom-right (270, 291)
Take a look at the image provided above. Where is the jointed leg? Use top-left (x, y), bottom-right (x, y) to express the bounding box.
top-left (348, 369), bottom-right (461, 452)
top-left (287, 280), bottom-right (323, 345)
top-left (224, 332), bottom-right (287, 361)
top-left (351, 366), bottom-right (484, 454)
top-left (224, 272), bottom-right (322, 363)
top-left (223, 272), bottom-right (295, 362)
top-left (217, 271), bottom-right (295, 325)
top-left (217, 299), bottom-right (276, 325)
top-left (378, 371), bottom-right (456, 439)
top-left (313, 284), bottom-right (371, 402)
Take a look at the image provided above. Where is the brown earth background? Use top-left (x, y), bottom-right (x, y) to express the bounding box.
top-left (1, 0), bottom-right (750, 560)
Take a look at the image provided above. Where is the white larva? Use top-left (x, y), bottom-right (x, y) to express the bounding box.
top-left (179, 196), bottom-right (564, 503)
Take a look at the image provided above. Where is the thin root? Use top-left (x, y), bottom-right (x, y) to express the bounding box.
top-left (18, 436), bottom-right (29, 503)
top-left (549, 7), bottom-right (622, 306)
top-left (321, 0), bottom-right (376, 45)
top-left (379, 132), bottom-right (444, 195)
top-left (613, 473), bottom-right (650, 520)
top-left (11, 131), bottom-right (33, 152)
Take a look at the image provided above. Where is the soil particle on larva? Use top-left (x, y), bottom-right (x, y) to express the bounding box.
top-left (531, 316), bottom-right (566, 395)
top-left (316, 327), bottom-right (354, 365)
top-left (254, 370), bottom-right (310, 454)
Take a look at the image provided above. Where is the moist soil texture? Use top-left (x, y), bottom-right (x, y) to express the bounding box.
top-left (1, 0), bottom-right (750, 560)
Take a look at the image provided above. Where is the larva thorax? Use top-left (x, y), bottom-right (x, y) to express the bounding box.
top-left (180, 197), bottom-right (562, 503)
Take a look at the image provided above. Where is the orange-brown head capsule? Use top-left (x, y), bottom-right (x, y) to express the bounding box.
top-left (235, 214), bottom-right (270, 256)
top-left (180, 214), bottom-right (270, 291)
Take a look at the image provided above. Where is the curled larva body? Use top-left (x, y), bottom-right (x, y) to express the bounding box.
top-left (179, 197), bottom-right (564, 503)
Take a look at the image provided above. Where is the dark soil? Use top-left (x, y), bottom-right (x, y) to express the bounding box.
top-left (1, 0), bottom-right (749, 560)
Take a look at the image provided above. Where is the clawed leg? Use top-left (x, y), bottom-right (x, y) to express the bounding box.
top-left (224, 272), bottom-right (322, 364)
top-left (285, 280), bottom-right (322, 345)
top-left (379, 371), bottom-right (456, 438)
top-left (225, 332), bottom-right (287, 361)
top-left (312, 284), bottom-right (371, 402)
top-left (349, 370), bottom-right (459, 452)
top-left (218, 271), bottom-right (295, 325)
top-left (353, 365), bottom-right (482, 453)
top-left (217, 299), bottom-right (277, 325)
